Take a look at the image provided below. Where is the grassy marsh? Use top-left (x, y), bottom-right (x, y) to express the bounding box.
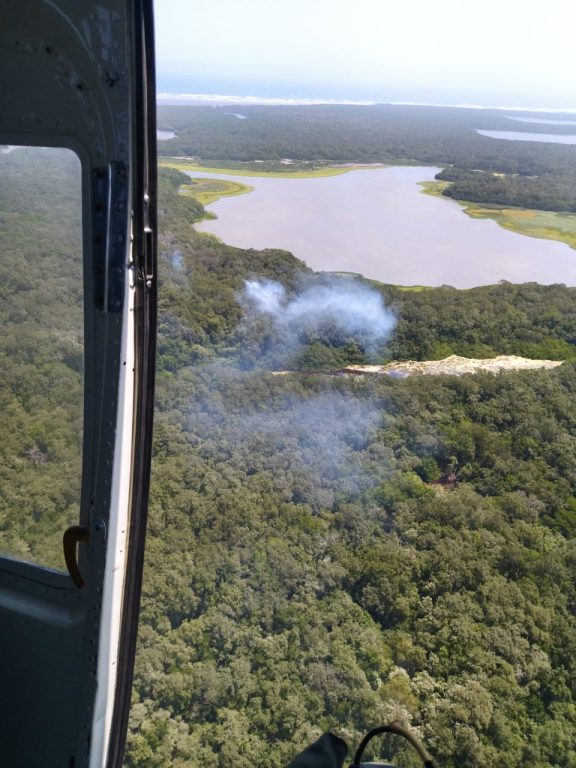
top-left (179, 177), bottom-right (253, 206)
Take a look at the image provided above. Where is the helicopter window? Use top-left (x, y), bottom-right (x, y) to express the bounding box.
top-left (0, 145), bottom-right (83, 571)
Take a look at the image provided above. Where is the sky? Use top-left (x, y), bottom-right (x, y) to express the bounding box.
top-left (155, 0), bottom-right (576, 109)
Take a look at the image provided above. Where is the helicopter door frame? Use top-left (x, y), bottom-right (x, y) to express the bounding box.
top-left (0, 1), bottom-right (156, 766)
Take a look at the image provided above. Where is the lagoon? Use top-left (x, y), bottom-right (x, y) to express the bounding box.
top-left (477, 129), bottom-right (576, 145)
top-left (506, 117), bottom-right (576, 126)
top-left (192, 166), bottom-right (576, 288)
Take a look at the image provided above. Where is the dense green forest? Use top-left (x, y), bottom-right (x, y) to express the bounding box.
top-left (2, 150), bottom-right (576, 766)
top-left (0, 148), bottom-right (84, 569)
top-left (157, 104), bottom-right (576, 213)
top-left (129, 168), bottom-right (576, 766)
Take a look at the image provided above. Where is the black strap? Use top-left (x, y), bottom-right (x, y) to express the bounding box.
top-left (351, 722), bottom-right (435, 767)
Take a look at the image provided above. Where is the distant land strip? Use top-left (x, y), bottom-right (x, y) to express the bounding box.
top-left (159, 157), bottom-right (386, 179)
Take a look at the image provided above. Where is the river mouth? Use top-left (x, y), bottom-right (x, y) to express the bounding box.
top-left (191, 166), bottom-right (576, 289)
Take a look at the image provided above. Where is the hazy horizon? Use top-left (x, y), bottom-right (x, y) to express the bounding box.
top-left (155, 0), bottom-right (576, 111)
top-left (156, 89), bottom-right (576, 115)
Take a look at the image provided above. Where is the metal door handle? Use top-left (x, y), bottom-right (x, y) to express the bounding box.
top-left (63, 525), bottom-right (90, 588)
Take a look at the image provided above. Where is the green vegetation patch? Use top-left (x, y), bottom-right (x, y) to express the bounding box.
top-left (466, 206), bottom-right (576, 250)
top-left (393, 284), bottom-right (434, 293)
top-left (419, 180), bottom-right (451, 196)
top-left (159, 157), bottom-right (384, 179)
top-left (179, 177), bottom-right (253, 206)
top-left (420, 179), bottom-right (576, 250)
top-left (324, 272), bottom-right (433, 293)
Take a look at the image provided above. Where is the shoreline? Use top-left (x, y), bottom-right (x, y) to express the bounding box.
top-left (419, 180), bottom-right (576, 251)
top-left (163, 158), bottom-right (576, 277)
top-left (159, 158), bottom-right (386, 179)
top-left (171, 160), bottom-right (576, 253)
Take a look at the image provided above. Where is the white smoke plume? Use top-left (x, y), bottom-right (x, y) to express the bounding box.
top-left (187, 369), bottom-right (393, 500)
top-left (241, 277), bottom-right (396, 356)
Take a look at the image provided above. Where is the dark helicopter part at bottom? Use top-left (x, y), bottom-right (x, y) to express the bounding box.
top-left (288, 722), bottom-right (435, 768)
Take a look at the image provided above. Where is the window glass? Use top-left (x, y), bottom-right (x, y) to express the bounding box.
top-left (0, 146), bottom-right (83, 570)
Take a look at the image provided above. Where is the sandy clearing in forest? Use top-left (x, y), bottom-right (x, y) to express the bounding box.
top-left (348, 355), bottom-right (564, 377)
top-left (272, 355), bottom-right (565, 378)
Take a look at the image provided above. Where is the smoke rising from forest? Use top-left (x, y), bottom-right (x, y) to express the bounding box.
top-left (241, 277), bottom-right (396, 357)
top-left (189, 371), bottom-right (392, 497)
top-left (181, 277), bottom-right (396, 496)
